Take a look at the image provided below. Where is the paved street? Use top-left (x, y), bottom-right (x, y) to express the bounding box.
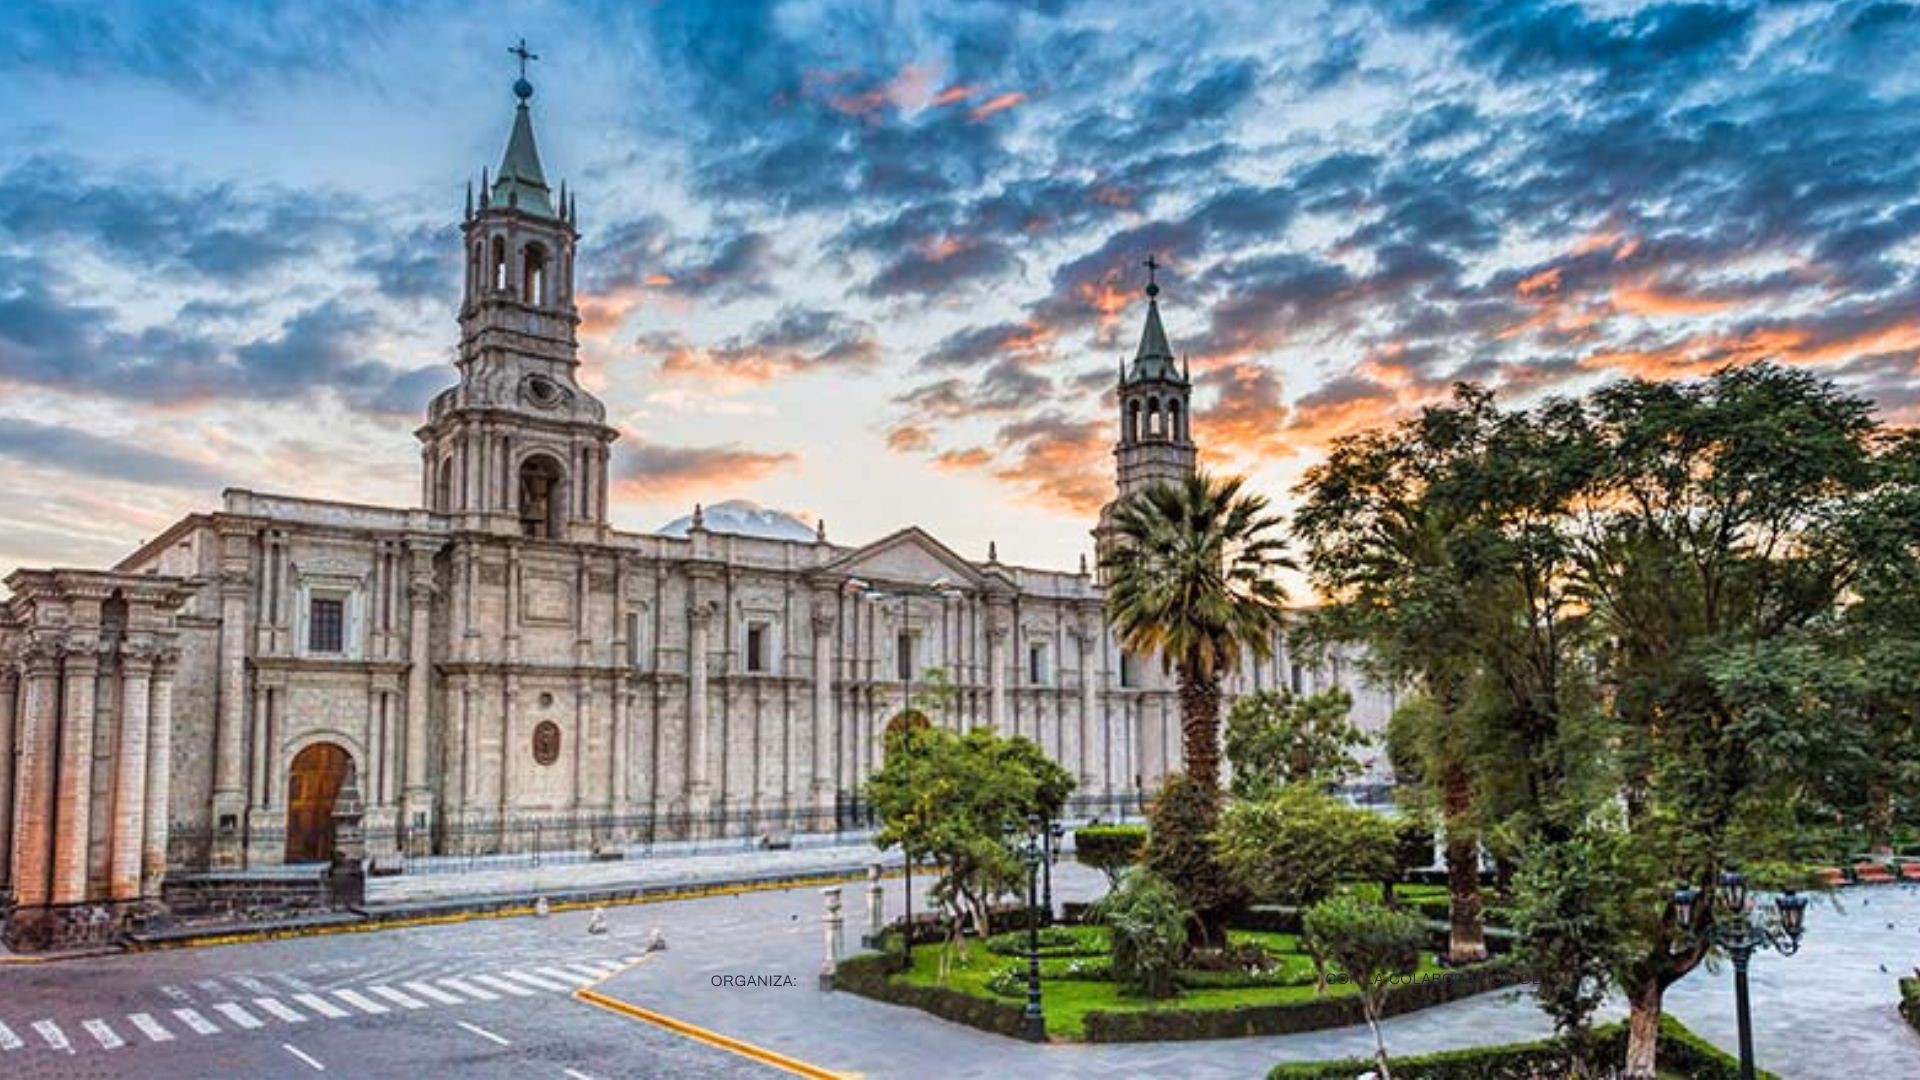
top-left (4, 866), bottom-right (1920, 1078)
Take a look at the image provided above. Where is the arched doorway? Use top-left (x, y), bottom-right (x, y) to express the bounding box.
top-left (286, 742), bottom-right (351, 863)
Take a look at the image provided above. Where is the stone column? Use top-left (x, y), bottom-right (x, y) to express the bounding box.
top-left (865, 863), bottom-right (884, 941)
top-left (10, 644), bottom-right (61, 908)
top-left (109, 648), bottom-right (154, 902)
top-left (819, 885), bottom-right (844, 990)
top-left (52, 641), bottom-right (98, 905)
top-left (1080, 616), bottom-right (1105, 798)
top-left (986, 624), bottom-right (1009, 735)
top-left (686, 601), bottom-right (713, 813)
top-left (211, 575), bottom-right (249, 862)
top-left (403, 558), bottom-right (435, 843)
top-left (0, 667), bottom-right (17, 894)
top-left (810, 609), bottom-right (835, 815)
top-left (142, 652), bottom-right (177, 898)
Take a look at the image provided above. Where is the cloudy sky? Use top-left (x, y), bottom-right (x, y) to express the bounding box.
top-left (4, 0), bottom-right (1919, 582)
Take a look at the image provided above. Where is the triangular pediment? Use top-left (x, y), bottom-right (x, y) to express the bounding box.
top-left (820, 527), bottom-right (988, 589)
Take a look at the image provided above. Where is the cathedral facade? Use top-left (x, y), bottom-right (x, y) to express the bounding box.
top-left (0, 76), bottom-right (1393, 947)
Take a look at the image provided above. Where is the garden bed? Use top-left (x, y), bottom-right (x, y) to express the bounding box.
top-left (1266, 1014), bottom-right (1769, 1080)
top-left (837, 922), bottom-right (1519, 1042)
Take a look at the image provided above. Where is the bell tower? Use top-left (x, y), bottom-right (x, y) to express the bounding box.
top-left (1094, 257), bottom-right (1196, 569)
top-left (417, 43), bottom-right (615, 540)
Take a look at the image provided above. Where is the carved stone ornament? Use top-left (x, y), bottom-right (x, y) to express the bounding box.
top-left (532, 720), bottom-right (562, 766)
top-left (520, 373), bottom-right (574, 411)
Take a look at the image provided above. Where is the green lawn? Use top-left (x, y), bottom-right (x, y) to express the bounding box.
top-left (897, 925), bottom-right (1445, 1040)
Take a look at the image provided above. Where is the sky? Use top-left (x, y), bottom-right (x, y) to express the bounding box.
top-left (3, 0), bottom-right (1920, 583)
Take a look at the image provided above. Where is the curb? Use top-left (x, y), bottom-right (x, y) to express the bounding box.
top-left (575, 986), bottom-right (849, 1079)
top-left (122, 863), bottom-right (906, 954)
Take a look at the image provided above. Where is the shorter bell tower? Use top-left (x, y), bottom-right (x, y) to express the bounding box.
top-left (1094, 258), bottom-right (1196, 570)
top-left (417, 49), bottom-right (615, 541)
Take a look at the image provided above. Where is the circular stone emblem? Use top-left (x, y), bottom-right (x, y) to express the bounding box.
top-left (532, 720), bottom-right (562, 766)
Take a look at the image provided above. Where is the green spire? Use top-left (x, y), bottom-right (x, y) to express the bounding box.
top-left (1126, 255), bottom-right (1184, 384)
top-left (492, 96), bottom-right (556, 217)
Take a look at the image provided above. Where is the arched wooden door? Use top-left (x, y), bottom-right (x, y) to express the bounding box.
top-left (286, 743), bottom-right (351, 863)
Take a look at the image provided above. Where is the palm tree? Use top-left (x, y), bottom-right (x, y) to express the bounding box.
top-left (1103, 472), bottom-right (1292, 791)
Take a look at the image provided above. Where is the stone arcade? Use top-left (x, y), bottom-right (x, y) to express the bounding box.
top-left (0, 73), bottom-right (1393, 948)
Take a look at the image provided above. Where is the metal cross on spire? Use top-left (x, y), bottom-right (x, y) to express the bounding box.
top-left (509, 38), bottom-right (540, 80)
top-left (1143, 254), bottom-right (1161, 297)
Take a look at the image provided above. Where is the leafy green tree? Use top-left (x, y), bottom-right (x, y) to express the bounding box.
top-left (1509, 821), bottom-right (1640, 1076)
top-left (1223, 688), bottom-right (1365, 799)
top-left (1074, 824), bottom-right (1148, 890)
top-left (1302, 897), bottom-right (1427, 1080)
top-left (866, 725), bottom-right (1074, 978)
top-left (1565, 364), bottom-right (1878, 1077)
top-left (1097, 869), bottom-right (1191, 999)
top-left (1104, 472), bottom-right (1292, 792)
top-left (1142, 773), bottom-right (1245, 946)
top-left (1214, 786), bottom-right (1397, 910)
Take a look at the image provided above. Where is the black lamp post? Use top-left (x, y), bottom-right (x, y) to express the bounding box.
top-left (1019, 812), bottom-right (1047, 1042)
top-left (1040, 818), bottom-right (1065, 926)
top-left (1671, 866), bottom-right (1808, 1080)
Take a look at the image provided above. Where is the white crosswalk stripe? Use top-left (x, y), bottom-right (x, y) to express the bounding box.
top-left (172, 1008), bottom-right (220, 1036)
top-left (33, 1020), bottom-right (72, 1053)
top-left (213, 1003), bottom-right (265, 1030)
top-left (470, 973), bottom-right (537, 997)
top-left (403, 980), bottom-right (466, 1006)
top-left (332, 988), bottom-right (390, 1015)
top-left (539, 965), bottom-right (593, 985)
top-left (82, 1019), bottom-right (124, 1050)
top-left (499, 969), bottom-right (572, 992)
top-left (367, 985), bottom-right (427, 1010)
top-left (255, 998), bottom-right (307, 1023)
top-left (127, 1013), bottom-right (174, 1043)
top-left (438, 977), bottom-right (498, 1002)
top-left (0, 1020), bottom-right (21, 1050)
top-left (292, 993), bottom-right (350, 1019)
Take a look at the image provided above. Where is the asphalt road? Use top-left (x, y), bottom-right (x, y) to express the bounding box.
top-left (0, 901), bottom-right (768, 1079)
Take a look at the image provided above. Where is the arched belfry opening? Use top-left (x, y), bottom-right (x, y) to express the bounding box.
top-left (522, 242), bottom-right (549, 305)
top-left (517, 453), bottom-right (566, 538)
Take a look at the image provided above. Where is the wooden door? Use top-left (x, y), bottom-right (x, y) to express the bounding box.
top-left (286, 743), bottom-right (350, 863)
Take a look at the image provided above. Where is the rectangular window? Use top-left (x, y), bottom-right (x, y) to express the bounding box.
top-left (896, 630), bottom-right (915, 682)
top-left (309, 597), bottom-right (345, 654)
top-left (626, 611), bottom-right (645, 669)
top-left (746, 623), bottom-right (769, 673)
top-left (1290, 662), bottom-right (1304, 695)
top-left (1119, 650), bottom-right (1138, 689)
top-left (1028, 643), bottom-right (1049, 685)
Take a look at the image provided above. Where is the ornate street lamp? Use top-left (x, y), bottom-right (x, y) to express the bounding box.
top-left (1670, 865), bottom-right (1807, 1080)
top-left (1040, 818), bottom-right (1065, 926)
top-left (1019, 812), bottom-right (1047, 1042)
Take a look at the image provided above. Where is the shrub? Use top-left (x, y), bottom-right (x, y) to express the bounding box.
top-left (1266, 1014), bottom-right (1770, 1079)
top-left (1902, 976), bottom-right (1920, 1034)
top-left (1214, 787), bottom-right (1397, 910)
top-left (1143, 773), bottom-right (1246, 943)
top-left (982, 925), bottom-right (1103, 958)
top-left (1101, 869), bottom-right (1190, 999)
top-left (1302, 896), bottom-right (1428, 1077)
top-left (831, 947), bottom-right (1028, 1039)
top-left (1076, 824), bottom-right (1148, 888)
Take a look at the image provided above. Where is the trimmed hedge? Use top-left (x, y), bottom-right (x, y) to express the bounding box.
top-left (1266, 1014), bottom-right (1770, 1079)
top-left (831, 947), bottom-right (1029, 1039)
top-left (1901, 976), bottom-right (1920, 1035)
top-left (1080, 958), bottom-right (1521, 1042)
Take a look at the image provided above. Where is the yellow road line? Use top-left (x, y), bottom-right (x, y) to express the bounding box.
top-left (574, 985), bottom-right (848, 1080)
top-left (133, 867), bottom-right (905, 954)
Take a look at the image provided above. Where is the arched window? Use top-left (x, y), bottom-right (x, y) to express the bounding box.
top-left (491, 236), bottom-right (507, 292)
top-left (1168, 400), bottom-right (1183, 442)
top-left (517, 454), bottom-right (566, 539)
top-left (1147, 396), bottom-right (1163, 437)
top-left (1128, 399), bottom-right (1142, 442)
top-left (522, 243), bottom-right (549, 305)
top-left (436, 457), bottom-right (455, 512)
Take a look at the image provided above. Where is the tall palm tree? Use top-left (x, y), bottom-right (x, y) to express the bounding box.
top-left (1104, 472), bottom-right (1292, 791)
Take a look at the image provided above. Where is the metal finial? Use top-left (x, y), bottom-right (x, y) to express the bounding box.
top-left (1079, 553), bottom-right (1088, 576)
top-left (465, 180), bottom-right (473, 220)
top-left (510, 38), bottom-right (539, 101)
top-left (1143, 254), bottom-right (1160, 298)
top-left (988, 541), bottom-right (999, 562)
top-left (691, 503), bottom-right (704, 529)
top-left (816, 518), bottom-right (827, 542)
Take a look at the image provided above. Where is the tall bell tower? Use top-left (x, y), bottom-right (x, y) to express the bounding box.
top-left (1094, 258), bottom-right (1197, 570)
top-left (417, 44), bottom-right (615, 541)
